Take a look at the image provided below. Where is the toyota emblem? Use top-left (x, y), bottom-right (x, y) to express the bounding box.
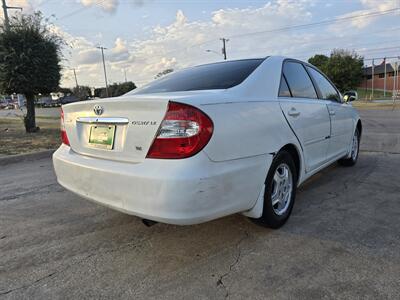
top-left (93, 105), bottom-right (104, 116)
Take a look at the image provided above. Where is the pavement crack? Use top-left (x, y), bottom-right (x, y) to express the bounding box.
top-left (0, 235), bottom-right (153, 296)
top-left (0, 183), bottom-right (59, 202)
top-left (0, 253), bottom-right (95, 296)
top-left (216, 230), bottom-right (249, 298)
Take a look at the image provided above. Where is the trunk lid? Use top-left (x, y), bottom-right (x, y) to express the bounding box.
top-left (62, 97), bottom-right (169, 163)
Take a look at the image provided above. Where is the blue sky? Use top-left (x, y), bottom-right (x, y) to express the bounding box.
top-left (2, 0), bottom-right (400, 87)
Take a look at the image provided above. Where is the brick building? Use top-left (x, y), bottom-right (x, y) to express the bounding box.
top-left (359, 62), bottom-right (399, 91)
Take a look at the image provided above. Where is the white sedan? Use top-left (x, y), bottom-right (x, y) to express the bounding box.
top-left (53, 56), bottom-right (361, 228)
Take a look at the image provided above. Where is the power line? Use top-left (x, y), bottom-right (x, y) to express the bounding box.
top-left (36, 0), bottom-right (53, 8)
top-left (191, 7), bottom-right (400, 49)
top-left (228, 38), bottom-right (400, 57)
top-left (58, 5), bottom-right (400, 87)
top-left (55, 5), bottom-right (399, 65)
top-left (229, 8), bottom-right (400, 40)
top-left (230, 26), bottom-right (400, 51)
top-left (364, 56), bottom-right (400, 61)
top-left (293, 45), bottom-right (400, 59)
top-left (357, 46), bottom-right (400, 53)
top-left (56, 5), bottom-right (400, 56)
top-left (145, 9), bottom-right (400, 60)
top-left (57, 0), bottom-right (107, 21)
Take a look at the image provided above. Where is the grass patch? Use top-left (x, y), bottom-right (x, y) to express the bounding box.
top-left (352, 100), bottom-right (399, 110)
top-left (36, 116), bottom-right (60, 120)
top-left (0, 118), bottom-right (60, 156)
top-left (356, 88), bottom-right (393, 100)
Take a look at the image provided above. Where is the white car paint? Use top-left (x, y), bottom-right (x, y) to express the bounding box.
top-left (53, 56), bottom-right (360, 225)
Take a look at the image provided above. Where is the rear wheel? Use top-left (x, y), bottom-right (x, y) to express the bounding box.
top-left (338, 129), bottom-right (359, 167)
top-left (251, 150), bottom-right (297, 229)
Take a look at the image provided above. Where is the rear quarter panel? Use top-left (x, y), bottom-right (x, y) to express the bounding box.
top-left (201, 100), bottom-right (301, 162)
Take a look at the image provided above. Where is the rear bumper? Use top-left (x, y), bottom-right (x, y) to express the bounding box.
top-left (53, 145), bottom-right (271, 225)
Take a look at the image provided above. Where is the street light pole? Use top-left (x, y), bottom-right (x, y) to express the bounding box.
top-left (97, 46), bottom-right (109, 97)
top-left (1, 0), bottom-right (22, 31)
top-left (1, 0), bottom-right (10, 31)
top-left (73, 68), bottom-right (79, 89)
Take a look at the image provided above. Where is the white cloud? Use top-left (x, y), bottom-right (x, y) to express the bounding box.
top-left (360, 0), bottom-right (398, 11)
top-left (80, 0), bottom-right (119, 13)
top-left (79, 0), bottom-right (150, 13)
top-left (59, 1), bottom-right (317, 87)
top-left (109, 38), bottom-right (130, 62)
top-left (329, 0), bottom-right (398, 32)
top-left (58, 0), bottom-right (396, 88)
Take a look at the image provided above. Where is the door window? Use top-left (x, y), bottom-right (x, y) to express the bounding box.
top-left (306, 66), bottom-right (340, 102)
top-left (278, 75), bottom-right (291, 97)
top-left (282, 61), bottom-right (317, 99)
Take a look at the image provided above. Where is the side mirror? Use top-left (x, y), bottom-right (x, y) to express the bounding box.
top-left (343, 91), bottom-right (358, 102)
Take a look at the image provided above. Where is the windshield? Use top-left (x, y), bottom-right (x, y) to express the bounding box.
top-left (129, 58), bottom-right (264, 95)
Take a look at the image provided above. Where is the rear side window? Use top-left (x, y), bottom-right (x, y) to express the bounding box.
top-left (130, 59), bottom-right (264, 95)
top-left (282, 61), bottom-right (317, 99)
top-left (306, 66), bottom-right (340, 102)
top-left (279, 75), bottom-right (291, 97)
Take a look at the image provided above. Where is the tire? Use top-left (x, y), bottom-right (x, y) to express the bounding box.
top-left (251, 150), bottom-right (297, 229)
top-left (338, 129), bottom-right (360, 167)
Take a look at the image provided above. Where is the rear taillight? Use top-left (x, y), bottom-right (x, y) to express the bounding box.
top-left (60, 107), bottom-right (70, 146)
top-left (146, 101), bottom-right (213, 159)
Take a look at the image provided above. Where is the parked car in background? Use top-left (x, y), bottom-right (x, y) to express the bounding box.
top-left (36, 96), bottom-right (53, 108)
top-left (60, 95), bottom-right (79, 105)
top-left (5, 103), bottom-right (17, 109)
top-left (53, 56), bottom-right (361, 229)
top-left (0, 101), bottom-right (18, 109)
top-left (0, 98), bottom-right (13, 109)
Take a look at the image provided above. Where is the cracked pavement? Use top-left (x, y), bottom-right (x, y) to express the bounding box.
top-left (1, 109), bottom-right (400, 299)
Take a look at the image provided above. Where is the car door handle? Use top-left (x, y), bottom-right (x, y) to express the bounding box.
top-left (329, 110), bottom-right (336, 116)
top-left (288, 109), bottom-right (300, 117)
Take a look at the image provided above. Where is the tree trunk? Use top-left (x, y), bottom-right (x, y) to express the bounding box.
top-left (24, 93), bottom-right (39, 133)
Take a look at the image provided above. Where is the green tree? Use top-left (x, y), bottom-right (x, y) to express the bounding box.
top-left (95, 81), bottom-right (136, 98)
top-left (308, 54), bottom-right (329, 72)
top-left (155, 68), bottom-right (173, 79)
top-left (0, 12), bottom-right (63, 132)
top-left (308, 49), bottom-right (363, 92)
top-left (72, 86), bottom-right (91, 101)
top-left (326, 49), bottom-right (363, 92)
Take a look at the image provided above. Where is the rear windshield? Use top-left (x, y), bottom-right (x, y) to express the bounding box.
top-left (130, 59), bottom-right (264, 95)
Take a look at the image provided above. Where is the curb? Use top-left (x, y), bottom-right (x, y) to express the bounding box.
top-left (0, 149), bottom-right (55, 166)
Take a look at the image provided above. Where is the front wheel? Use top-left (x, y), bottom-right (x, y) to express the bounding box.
top-left (251, 150), bottom-right (297, 229)
top-left (338, 129), bottom-right (359, 167)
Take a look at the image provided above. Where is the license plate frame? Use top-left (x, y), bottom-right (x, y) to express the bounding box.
top-left (88, 125), bottom-right (116, 150)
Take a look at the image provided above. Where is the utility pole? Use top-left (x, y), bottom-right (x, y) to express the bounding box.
top-left (395, 61), bottom-right (398, 99)
top-left (220, 38), bottom-right (229, 60)
top-left (371, 59), bottom-right (374, 100)
top-left (97, 46), bottom-right (109, 97)
top-left (124, 69), bottom-right (127, 83)
top-left (1, 0), bottom-right (22, 31)
top-left (384, 57), bottom-right (387, 97)
top-left (73, 68), bottom-right (79, 89)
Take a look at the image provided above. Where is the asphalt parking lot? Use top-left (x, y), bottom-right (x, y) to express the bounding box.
top-left (1, 109), bottom-right (399, 299)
